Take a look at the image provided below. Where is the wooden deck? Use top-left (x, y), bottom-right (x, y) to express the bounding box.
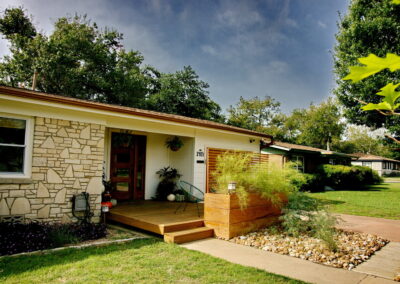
top-left (107, 201), bottom-right (205, 235)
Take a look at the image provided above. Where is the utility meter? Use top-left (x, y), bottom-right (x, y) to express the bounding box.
top-left (74, 192), bottom-right (88, 212)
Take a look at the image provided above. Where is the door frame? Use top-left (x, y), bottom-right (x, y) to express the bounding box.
top-left (107, 129), bottom-right (147, 201)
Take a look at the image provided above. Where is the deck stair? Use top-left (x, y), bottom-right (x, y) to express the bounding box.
top-left (164, 226), bottom-right (214, 244)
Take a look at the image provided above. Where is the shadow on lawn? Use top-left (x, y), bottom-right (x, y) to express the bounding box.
top-left (0, 237), bottom-right (158, 278)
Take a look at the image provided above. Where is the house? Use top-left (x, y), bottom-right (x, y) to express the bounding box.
top-left (351, 153), bottom-right (400, 177)
top-left (0, 86), bottom-right (272, 223)
top-left (261, 141), bottom-right (352, 173)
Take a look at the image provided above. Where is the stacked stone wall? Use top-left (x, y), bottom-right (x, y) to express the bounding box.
top-left (0, 117), bottom-right (105, 223)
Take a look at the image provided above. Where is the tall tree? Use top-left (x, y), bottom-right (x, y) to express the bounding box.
top-left (290, 98), bottom-right (345, 150)
top-left (146, 66), bottom-right (224, 121)
top-left (0, 8), bottom-right (154, 108)
top-left (333, 0), bottom-right (400, 139)
top-left (333, 125), bottom-right (393, 156)
top-left (227, 96), bottom-right (281, 133)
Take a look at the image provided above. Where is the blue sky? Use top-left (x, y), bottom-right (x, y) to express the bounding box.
top-left (0, 0), bottom-right (349, 113)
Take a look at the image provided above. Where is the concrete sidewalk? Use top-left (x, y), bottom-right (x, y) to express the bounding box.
top-left (181, 238), bottom-right (396, 284)
top-left (337, 214), bottom-right (400, 242)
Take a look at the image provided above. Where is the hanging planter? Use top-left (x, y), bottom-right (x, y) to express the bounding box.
top-left (165, 136), bottom-right (184, 151)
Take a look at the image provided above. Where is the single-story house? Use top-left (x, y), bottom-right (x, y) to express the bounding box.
top-left (261, 141), bottom-right (353, 173)
top-left (351, 153), bottom-right (400, 176)
top-left (0, 86), bottom-right (272, 223)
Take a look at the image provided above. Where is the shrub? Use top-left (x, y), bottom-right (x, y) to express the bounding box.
top-left (0, 222), bottom-right (107, 256)
top-left (280, 192), bottom-right (338, 251)
top-left (291, 173), bottom-right (324, 192)
top-left (214, 152), bottom-right (298, 208)
top-left (154, 167), bottom-right (181, 200)
top-left (317, 164), bottom-right (381, 190)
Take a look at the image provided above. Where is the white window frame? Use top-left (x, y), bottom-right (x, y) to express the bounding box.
top-left (0, 113), bottom-right (34, 179)
top-left (290, 155), bottom-right (305, 172)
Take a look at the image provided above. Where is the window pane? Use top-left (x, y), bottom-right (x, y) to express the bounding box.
top-left (0, 117), bottom-right (26, 145)
top-left (0, 146), bottom-right (24, 173)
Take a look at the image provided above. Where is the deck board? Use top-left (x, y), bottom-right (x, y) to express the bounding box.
top-left (107, 201), bottom-right (204, 235)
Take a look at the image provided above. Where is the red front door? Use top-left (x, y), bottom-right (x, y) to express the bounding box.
top-left (110, 133), bottom-right (146, 201)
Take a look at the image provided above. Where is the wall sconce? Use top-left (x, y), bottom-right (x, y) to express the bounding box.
top-left (228, 182), bottom-right (236, 193)
top-left (249, 138), bottom-right (255, 143)
top-left (260, 137), bottom-right (273, 149)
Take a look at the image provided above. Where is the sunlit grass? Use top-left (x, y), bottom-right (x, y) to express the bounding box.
top-left (0, 238), bottom-right (306, 284)
top-left (308, 183), bottom-right (400, 219)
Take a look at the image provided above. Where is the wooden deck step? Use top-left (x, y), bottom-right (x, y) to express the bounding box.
top-left (164, 227), bottom-right (214, 244)
top-left (162, 220), bottom-right (204, 234)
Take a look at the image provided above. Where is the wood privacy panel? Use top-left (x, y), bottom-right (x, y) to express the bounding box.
top-left (206, 148), bottom-right (269, 193)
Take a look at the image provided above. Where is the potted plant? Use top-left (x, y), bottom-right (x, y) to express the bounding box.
top-left (165, 136), bottom-right (184, 151)
top-left (153, 167), bottom-right (182, 201)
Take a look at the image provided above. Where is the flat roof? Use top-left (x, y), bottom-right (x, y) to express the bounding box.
top-left (0, 86), bottom-right (272, 139)
top-left (268, 141), bottom-right (353, 157)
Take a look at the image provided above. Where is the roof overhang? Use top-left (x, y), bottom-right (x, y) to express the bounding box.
top-left (0, 86), bottom-right (273, 139)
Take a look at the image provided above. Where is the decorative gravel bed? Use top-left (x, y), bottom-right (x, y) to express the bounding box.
top-left (230, 228), bottom-right (388, 270)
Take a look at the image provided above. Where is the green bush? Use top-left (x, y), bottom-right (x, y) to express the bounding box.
top-left (291, 173), bottom-right (324, 192)
top-left (317, 164), bottom-right (382, 190)
top-left (214, 152), bottom-right (298, 209)
top-left (280, 192), bottom-right (338, 251)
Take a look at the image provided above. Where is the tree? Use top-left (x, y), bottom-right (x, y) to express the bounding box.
top-left (289, 98), bottom-right (345, 150)
top-left (332, 125), bottom-right (392, 156)
top-left (227, 96), bottom-right (281, 132)
top-left (333, 0), bottom-right (400, 141)
top-left (146, 66), bottom-right (224, 121)
top-left (0, 8), bottom-right (154, 108)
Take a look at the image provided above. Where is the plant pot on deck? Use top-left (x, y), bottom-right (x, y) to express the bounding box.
top-left (204, 192), bottom-right (287, 240)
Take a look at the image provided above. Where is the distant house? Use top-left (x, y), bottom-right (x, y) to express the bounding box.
top-left (351, 153), bottom-right (400, 176)
top-left (261, 141), bottom-right (352, 173)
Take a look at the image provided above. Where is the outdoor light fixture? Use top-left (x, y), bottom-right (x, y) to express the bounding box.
top-left (101, 205), bottom-right (109, 213)
top-left (228, 182), bottom-right (236, 193)
top-left (260, 137), bottom-right (273, 149)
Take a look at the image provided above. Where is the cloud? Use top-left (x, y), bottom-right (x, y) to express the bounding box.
top-left (317, 20), bottom-right (327, 29)
top-left (201, 45), bottom-right (218, 56)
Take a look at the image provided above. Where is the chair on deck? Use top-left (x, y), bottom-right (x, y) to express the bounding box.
top-left (175, 180), bottom-right (204, 217)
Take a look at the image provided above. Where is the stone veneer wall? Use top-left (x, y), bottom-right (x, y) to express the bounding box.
top-left (0, 117), bottom-right (105, 223)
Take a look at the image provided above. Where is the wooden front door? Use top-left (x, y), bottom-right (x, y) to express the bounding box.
top-left (110, 133), bottom-right (146, 201)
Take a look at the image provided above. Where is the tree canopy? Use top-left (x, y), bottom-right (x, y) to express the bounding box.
top-left (333, 0), bottom-right (400, 138)
top-left (0, 7), bottom-right (222, 121)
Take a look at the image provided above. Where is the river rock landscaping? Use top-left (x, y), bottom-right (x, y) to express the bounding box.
top-left (230, 227), bottom-right (388, 270)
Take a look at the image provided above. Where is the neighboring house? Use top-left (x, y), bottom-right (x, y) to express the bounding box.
top-left (0, 86), bottom-right (272, 222)
top-left (351, 153), bottom-right (400, 176)
top-left (262, 141), bottom-right (352, 173)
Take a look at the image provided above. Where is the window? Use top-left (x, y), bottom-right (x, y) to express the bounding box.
top-left (290, 155), bottom-right (304, 172)
top-left (0, 115), bottom-right (33, 178)
top-left (362, 161), bottom-right (372, 168)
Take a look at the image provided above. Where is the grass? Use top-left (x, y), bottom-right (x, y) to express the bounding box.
top-left (0, 238), bottom-right (305, 284)
top-left (308, 183), bottom-right (400, 219)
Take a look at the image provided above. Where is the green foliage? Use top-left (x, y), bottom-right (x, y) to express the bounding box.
top-left (165, 136), bottom-right (184, 151)
top-left (154, 167), bottom-right (181, 200)
top-left (290, 173), bottom-right (324, 193)
top-left (318, 164), bottom-right (382, 190)
top-left (146, 66), bottom-right (224, 121)
top-left (332, 125), bottom-right (394, 157)
top-left (0, 8), bottom-right (224, 122)
top-left (213, 152), bottom-right (298, 209)
top-left (48, 226), bottom-right (79, 247)
top-left (280, 192), bottom-right (338, 251)
top-left (334, 0), bottom-right (400, 138)
top-left (290, 98), bottom-right (344, 149)
top-left (227, 96), bottom-right (281, 132)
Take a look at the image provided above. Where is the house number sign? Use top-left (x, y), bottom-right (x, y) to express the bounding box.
top-left (196, 149), bottom-right (205, 163)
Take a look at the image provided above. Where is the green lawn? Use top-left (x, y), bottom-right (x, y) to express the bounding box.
top-left (0, 238), bottom-right (305, 284)
top-left (308, 183), bottom-right (400, 219)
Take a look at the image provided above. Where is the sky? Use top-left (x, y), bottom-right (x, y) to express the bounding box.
top-left (0, 0), bottom-right (350, 113)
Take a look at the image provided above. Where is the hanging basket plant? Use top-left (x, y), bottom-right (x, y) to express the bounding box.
top-left (165, 136), bottom-right (184, 151)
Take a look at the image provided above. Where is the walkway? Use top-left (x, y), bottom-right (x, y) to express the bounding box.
top-left (181, 238), bottom-right (395, 284)
top-left (337, 214), bottom-right (400, 242)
